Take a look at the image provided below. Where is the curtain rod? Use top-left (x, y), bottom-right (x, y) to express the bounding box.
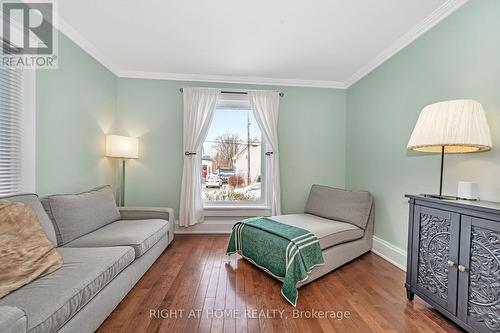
top-left (179, 88), bottom-right (284, 97)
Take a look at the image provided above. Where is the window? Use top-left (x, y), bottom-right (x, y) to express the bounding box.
top-left (201, 93), bottom-right (268, 209)
top-left (0, 42), bottom-right (35, 195)
top-left (0, 64), bottom-right (23, 195)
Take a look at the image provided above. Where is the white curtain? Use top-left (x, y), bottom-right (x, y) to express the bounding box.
top-left (179, 87), bottom-right (220, 227)
top-left (248, 90), bottom-right (281, 215)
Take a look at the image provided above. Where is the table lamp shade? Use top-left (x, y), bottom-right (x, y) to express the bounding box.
top-left (407, 99), bottom-right (492, 153)
top-left (105, 135), bottom-right (139, 159)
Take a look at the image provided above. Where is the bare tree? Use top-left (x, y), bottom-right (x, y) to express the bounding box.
top-left (212, 132), bottom-right (241, 168)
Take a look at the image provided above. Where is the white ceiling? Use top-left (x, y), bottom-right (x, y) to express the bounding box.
top-left (56, 0), bottom-right (467, 88)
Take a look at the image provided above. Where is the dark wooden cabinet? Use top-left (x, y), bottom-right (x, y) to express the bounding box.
top-left (406, 195), bottom-right (500, 333)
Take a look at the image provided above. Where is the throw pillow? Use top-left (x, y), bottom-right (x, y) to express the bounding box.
top-left (0, 200), bottom-right (63, 298)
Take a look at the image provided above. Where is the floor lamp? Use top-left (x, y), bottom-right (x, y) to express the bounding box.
top-left (407, 99), bottom-right (492, 200)
top-left (105, 135), bottom-right (139, 206)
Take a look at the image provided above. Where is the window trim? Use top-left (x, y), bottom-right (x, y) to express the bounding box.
top-left (202, 93), bottom-right (269, 214)
top-left (204, 206), bottom-right (272, 217)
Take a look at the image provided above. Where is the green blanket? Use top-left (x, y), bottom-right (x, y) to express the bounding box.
top-left (226, 217), bottom-right (324, 306)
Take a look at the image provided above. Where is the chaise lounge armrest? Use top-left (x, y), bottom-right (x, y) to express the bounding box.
top-left (0, 306), bottom-right (27, 333)
top-left (118, 207), bottom-right (175, 244)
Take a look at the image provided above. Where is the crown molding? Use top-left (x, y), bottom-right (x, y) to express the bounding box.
top-left (54, 17), bottom-right (120, 75)
top-left (51, 0), bottom-right (467, 90)
top-left (18, 0), bottom-right (120, 74)
top-left (344, 0), bottom-right (469, 88)
top-left (117, 70), bottom-right (346, 89)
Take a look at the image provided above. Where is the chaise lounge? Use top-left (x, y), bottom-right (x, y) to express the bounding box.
top-left (293, 185), bottom-right (374, 287)
top-left (228, 184), bottom-right (374, 304)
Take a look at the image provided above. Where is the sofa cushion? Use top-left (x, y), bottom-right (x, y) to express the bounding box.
top-left (0, 246), bottom-right (134, 333)
top-left (1, 193), bottom-right (57, 246)
top-left (0, 306), bottom-right (26, 333)
top-left (271, 214), bottom-right (364, 250)
top-left (304, 185), bottom-right (373, 230)
top-left (41, 185), bottom-right (121, 245)
top-left (64, 219), bottom-right (169, 258)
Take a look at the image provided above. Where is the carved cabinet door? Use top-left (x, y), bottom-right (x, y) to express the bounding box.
top-left (458, 216), bottom-right (500, 333)
top-left (411, 206), bottom-right (460, 314)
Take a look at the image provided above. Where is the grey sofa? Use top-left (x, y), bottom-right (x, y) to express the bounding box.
top-left (0, 186), bottom-right (175, 333)
top-left (271, 185), bottom-right (374, 287)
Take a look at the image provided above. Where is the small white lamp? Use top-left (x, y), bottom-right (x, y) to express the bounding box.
top-left (105, 135), bottom-right (139, 206)
top-left (407, 99), bottom-right (492, 199)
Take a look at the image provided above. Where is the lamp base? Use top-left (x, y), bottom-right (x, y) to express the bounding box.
top-left (120, 159), bottom-right (125, 207)
top-left (421, 194), bottom-right (460, 200)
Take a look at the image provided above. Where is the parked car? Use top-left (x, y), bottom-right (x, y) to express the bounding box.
top-left (218, 170), bottom-right (235, 184)
top-left (206, 174), bottom-right (223, 188)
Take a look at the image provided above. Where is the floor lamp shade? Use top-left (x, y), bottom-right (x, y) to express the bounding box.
top-left (105, 135), bottom-right (139, 159)
top-left (407, 99), bottom-right (492, 153)
top-left (407, 99), bottom-right (492, 198)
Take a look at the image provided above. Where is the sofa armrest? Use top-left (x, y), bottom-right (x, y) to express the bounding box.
top-left (118, 207), bottom-right (175, 244)
top-left (0, 306), bottom-right (27, 333)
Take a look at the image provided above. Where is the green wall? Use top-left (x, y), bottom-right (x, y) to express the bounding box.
top-left (346, 0), bottom-right (500, 249)
top-left (36, 32), bottom-right (345, 215)
top-left (38, 0), bottom-right (496, 243)
top-left (116, 80), bottom-right (346, 215)
top-left (36, 33), bottom-right (117, 195)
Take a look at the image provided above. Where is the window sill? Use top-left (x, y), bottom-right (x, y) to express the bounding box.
top-left (204, 205), bottom-right (272, 217)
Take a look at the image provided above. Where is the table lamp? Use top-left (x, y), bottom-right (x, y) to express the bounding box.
top-left (105, 135), bottom-right (139, 206)
top-left (407, 99), bottom-right (492, 199)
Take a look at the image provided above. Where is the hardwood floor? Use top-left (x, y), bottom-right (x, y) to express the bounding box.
top-left (97, 235), bottom-right (463, 333)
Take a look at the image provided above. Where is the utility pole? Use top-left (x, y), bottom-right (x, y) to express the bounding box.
top-left (247, 110), bottom-right (251, 186)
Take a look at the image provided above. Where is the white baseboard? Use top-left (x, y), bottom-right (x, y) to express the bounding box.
top-left (371, 236), bottom-right (407, 271)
